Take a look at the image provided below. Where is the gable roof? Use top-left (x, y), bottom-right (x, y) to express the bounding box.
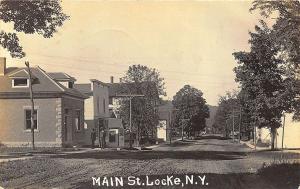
top-left (8, 69), bottom-right (34, 79)
top-left (0, 66), bottom-right (86, 99)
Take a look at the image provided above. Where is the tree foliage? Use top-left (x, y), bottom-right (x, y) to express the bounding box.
top-left (0, 0), bottom-right (69, 58)
top-left (118, 65), bottom-right (165, 140)
top-left (172, 85), bottom-right (209, 137)
top-left (251, 0), bottom-right (300, 120)
top-left (233, 23), bottom-right (297, 149)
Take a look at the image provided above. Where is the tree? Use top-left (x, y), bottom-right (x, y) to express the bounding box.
top-left (172, 85), bottom-right (209, 138)
top-left (213, 91), bottom-right (252, 139)
top-left (251, 0), bottom-right (300, 120)
top-left (213, 91), bottom-right (240, 137)
top-left (0, 0), bottom-right (69, 58)
top-left (233, 23), bottom-right (297, 150)
top-left (118, 65), bottom-right (166, 142)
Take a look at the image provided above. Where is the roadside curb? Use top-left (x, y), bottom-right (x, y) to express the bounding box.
top-left (0, 156), bottom-right (33, 163)
top-left (240, 141), bottom-right (268, 150)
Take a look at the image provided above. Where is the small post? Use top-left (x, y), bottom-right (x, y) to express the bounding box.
top-left (254, 124), bottom-right (256, 151)
top-left (25, 61), bottom-right (35, 150)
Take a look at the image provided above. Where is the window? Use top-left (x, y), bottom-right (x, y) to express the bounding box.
top-left (97, 97), bottom-right (100, 114)
top-left (64, 108), bottom-right (69, 115)
top-left (103, 99), bottom-right (106, 113)
top-left (13, 78), bottom-right (28, 88)
top-left (25, 109), bottom-right (38, 130)
top-left (75, 110), bottom-right (81, 131)
top-left (109, 130), bottom-right (116, 142)
top-left (68, 82), bottom-right (73, 88)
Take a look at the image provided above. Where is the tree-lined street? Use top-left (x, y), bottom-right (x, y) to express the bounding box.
top-left (1, 136), bottom-right (299, 188)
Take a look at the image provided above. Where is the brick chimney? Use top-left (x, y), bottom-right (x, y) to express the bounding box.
top-left (110, 76), bottom-right (114, 83)
top-left (0, 57), bottom-right (6, 76)
top-left (119, 78), bottom-right (122, 83)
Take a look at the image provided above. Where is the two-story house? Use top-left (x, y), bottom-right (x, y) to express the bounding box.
top-left (75, 79), bottom-right (124, 148)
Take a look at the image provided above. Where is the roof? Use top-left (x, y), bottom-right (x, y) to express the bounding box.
top-left (8, 69), bottom-right (36, 79)
top-left (48, 72), bottom-right (76, 82)
top-left (0, 66), bottom-right (86, 99)
top-left (74, 83), bottom-right (92, 95)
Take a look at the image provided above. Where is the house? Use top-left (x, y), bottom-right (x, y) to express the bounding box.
top-left (156, 100), bottom-right (174, 142)
top-left (74, 79), bottom-right (124, 148)
top-left (0, 57), bottom-right (87, 147)
top-left (106, 76), bottom-right (160, 145)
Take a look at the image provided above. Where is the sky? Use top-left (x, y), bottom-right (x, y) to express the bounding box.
top-left (0, 1), bottom-right (263, 106)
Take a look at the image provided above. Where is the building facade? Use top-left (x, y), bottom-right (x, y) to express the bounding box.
top-left (0, 57), bottom-right (87, 147)
top-left (75, 79), bottom-right (124, 148)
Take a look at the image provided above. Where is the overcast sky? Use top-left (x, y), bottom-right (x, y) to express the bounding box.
top-left (1, 1), bottom-right (263, 106)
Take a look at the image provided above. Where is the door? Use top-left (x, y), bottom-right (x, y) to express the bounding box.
top-left (64, 115), bottom-right (73, 143)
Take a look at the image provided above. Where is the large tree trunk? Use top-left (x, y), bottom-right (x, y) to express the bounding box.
top-left (270, 127), bottom-right (277, 150)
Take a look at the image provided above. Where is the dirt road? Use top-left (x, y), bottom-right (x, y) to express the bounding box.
top-left (1, 136), bottom-right (299, 188)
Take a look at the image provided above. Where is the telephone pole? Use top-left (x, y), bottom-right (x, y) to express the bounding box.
top-left (232, 109), bottom-right (235, 142)
top-left (117, 94), bottom-right (144, 148)
top-left (25, 61), bottom-right (35, 150)
top-left (239, 107), bottom-right (242, 143)
top-left (281, 113), bottom-right (286, 149)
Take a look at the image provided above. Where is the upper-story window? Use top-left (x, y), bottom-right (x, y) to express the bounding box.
top-left (68, 82), bottom-right (73, 88)
top-left (12, 78), bottom-right (29, 88)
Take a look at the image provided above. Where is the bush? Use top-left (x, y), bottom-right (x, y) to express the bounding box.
top-left (258, 162), bottom-right (300, 188)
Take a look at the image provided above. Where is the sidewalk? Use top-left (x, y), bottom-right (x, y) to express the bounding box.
top-left (240, 140), bottom-right (269, 151)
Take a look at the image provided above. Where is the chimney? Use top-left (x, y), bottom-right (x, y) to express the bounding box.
top-left (0, 57), bottom-right (6, 76)
top-left (119, 78), bottom-right (122, 83)
top-left (110, 76), bottom-right (114, 83)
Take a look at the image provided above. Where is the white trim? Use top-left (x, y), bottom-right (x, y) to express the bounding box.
top-left (8, 69), bottom-right (28, 77)
top-left (12, 78), bottom-right (29, 88)
top-left (37, 66), bottom-right (65, 91)
top-left (23, 106), bottom-right (40, 109)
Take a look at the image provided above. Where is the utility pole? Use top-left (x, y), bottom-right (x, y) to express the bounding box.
top-left (117, 94), bottom-right (144, 148)
top-left (25, 61), bottom-right (35, 150)
top-left (232, 109), bottom-right (235, 142)
top-left (169, 111), bottom-right (172, 144)
top-left (254, 123), bottom-right (256, 151)
top-left (281, 113), bottom-right (286, 149)
top-left (129, 96), bottom-right (132, 148)
top-left (181, 121), bottom-right (184, 141)
top-left (239, 107), bottom-right (242, 143)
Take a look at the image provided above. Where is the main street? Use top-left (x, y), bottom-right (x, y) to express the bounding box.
top-left (1, 136), bottom-right (299, 188)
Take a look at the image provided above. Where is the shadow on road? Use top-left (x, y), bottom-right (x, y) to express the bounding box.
top-left (194, 135), bottom-right (231, 140)
top-left (52, 150), bottom-right (247, 161)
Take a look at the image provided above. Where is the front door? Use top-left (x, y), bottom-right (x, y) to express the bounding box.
top-left (64, 112), bottom-right (73, 143)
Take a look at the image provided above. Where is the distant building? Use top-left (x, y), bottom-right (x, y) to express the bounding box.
top-left (106, 76), bottom-right (160, 145)
top-left (75, 79), bottom-right (124, 148)
top-left (156, 100), bottom-right (174, 142)
top-left (257, 78), bottom-right (300, 149)
top-left (0, 57), bottom-right (87, 147)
